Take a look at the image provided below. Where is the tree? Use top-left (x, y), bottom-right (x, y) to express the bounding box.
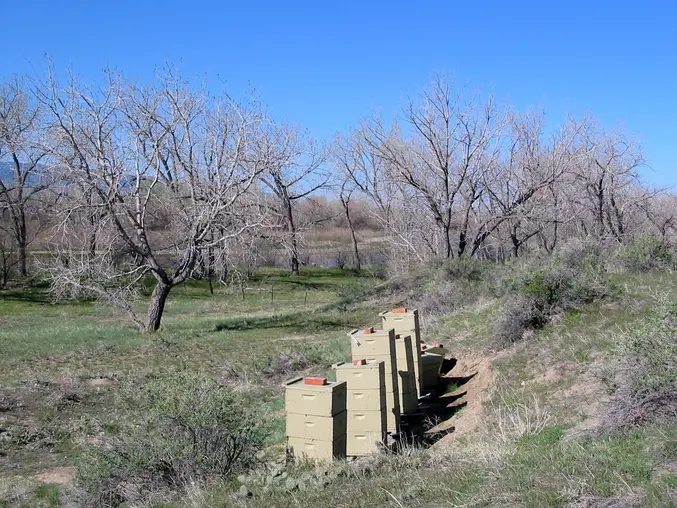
top-left (339, 178), bottom-right (361, 271)
top-left (0, 78), bottom-right (52, 278)
top-left (571, 117), bottom-right (647, 242)
top-left (358, 78), bottom-right (504, 259)
top-left (38, 69), bottom-right (269, 332)
top-left (258, 123), bottom-right (327, 275)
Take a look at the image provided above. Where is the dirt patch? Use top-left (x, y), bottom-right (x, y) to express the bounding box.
top-left (560, 376), bottom-right (611, 440)
top-left (35, 466), bottom-right (76, 485)
top-left (88, 378), bottom-right (113, 388)
top-left (432, 353), bottom-right (498, 441)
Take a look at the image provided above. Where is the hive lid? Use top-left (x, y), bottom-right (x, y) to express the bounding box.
top-left (332, 360), bottom-right (385, 370)
top-left (284, 377), bottom-right (347, 390)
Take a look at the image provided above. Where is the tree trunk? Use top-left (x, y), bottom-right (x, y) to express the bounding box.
top-left (17, 213), bottom-right (27, 278)
top-left (284, 198), bottom-right (300, 276)
top-left (342, 198), bottom-right (361, 272)
top-left (511, 230), bottom-right (520, 258)
top-left (145, 281), bottom-right (171, 332)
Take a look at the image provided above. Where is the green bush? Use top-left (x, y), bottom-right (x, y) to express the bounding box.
top-left (76, 373), bottom-right (269, 507)
top-left (617, 234), bottom-right (675, 273)
top-left (493, 254), bottom-right (613, 347)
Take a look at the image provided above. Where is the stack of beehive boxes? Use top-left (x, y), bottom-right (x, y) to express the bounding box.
top-left (380, 308), bottom-right (423, 396)
top-left (333, 360), bottom-right (387, 456)
top-left (284, 377), bottom-right (347, 460)
top-left (393, 333), bottom-right (419, 415)
top-left (348, 328), bottom-right (401, 433)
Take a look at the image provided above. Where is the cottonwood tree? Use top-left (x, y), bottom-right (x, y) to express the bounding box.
top-left (339, 177), bottom-right (361, 271)
top-left (0, 78), bottom-right (52, 278)
top-left (334, 127), bottom-right (427, 263)
top-left (481, 111), bottom-right (584, 257)
top-left (571, 117), bottom-right (647, 241)
top-left (258, 123), bottom-right (327, 275)
top-left (340, 78), bottom-right (504, 260)
top-left (38, 70), bottom-right (269, 332)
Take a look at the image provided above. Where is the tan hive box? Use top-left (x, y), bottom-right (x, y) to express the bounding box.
top-left (347, 431), bottom-right (384, 456)
top-left (346, 409), bottom-right (386, 433)
top-left (349, 328), bottom-right (396, 358)
top-left (421, 353), bottom-right (444, 389)
top-left (284, 377), bottom-right (347, 417)
top-left (333, 361), bottom-right (387, 411)
top-left (381, 309), bottom-right (423, 394)
top-left (287, 436), bottom-right (346, 461)
top-left (333, 361), bottom-right (386, 391)
top-left (286, 411), bottom-right (347, 441)
top-left (348, 331), bottom-right (402, 434)
top-left (346, 389), bottom-right (386, 411)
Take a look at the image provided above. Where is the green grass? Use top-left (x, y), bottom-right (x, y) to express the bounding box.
top-left (2, 267), bottom-right (677, 507)
top-left (0, 267), bottom-right (379, 504)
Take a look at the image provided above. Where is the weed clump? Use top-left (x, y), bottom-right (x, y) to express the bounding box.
top-left (617, 234), bottom-right (675, 272)
top-left (492, 249), bottom-right (614, 348)
top-left (76, 373), bottom-right (269, 507)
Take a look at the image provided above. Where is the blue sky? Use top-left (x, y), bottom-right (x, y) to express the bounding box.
top-left (2, 0), bottom-right (675, 187)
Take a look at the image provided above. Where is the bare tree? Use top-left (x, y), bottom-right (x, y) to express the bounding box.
top-left (571, 117), bottom-right (647, 242)
top-left (359, 78), bottom-right (505, 258)
top-left (38, 69), bottom-right (269, 332)
top-left (0, 78), bottom-right (52, 278)
top-left (339, 178), bottom-right (361, 271)
top-left (258, 123), bottom-right (327, 275)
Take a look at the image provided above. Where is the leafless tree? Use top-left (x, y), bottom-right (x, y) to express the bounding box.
top-left (0, 78), bottom-right (52, 278)
top-left (571, 117), bottom-right (648, 242)
top-left (339, 177), bottom-right (361, 271)
top-left (37, 69), bottom-right (270, 332)
top-left (258, 123), bottom-right (327, 275)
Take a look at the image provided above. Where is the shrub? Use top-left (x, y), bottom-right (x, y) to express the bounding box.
top-left (617, 234), bottom-right (675, 272)
top-left (492, 254), bottom-right (613, 348)
top-left (492, 296), bottom-right (548, 348)
top-left (438, 257), bottom-right (490, 282)
top-left (76, 373), bottom-right (269, 507)
top-left (606, 302), bottom-right (677, 429)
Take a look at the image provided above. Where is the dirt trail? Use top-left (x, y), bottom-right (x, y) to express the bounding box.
top-left (429, 352), bottom-right (499, 442)
top-left (35, 466), bottom-right (76, 485)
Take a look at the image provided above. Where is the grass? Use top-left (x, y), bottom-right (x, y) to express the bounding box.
top-left (2, 267), bottom-right (677, 507)
top-left (0, 267), bottom-right (381, 506)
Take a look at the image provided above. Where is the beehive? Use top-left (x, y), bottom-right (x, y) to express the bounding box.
top-left (420, 353), bottom-right (444, 389)
top-left (380, 308), bottom-right (423, 395)
top-left (393, 334), bottom-right (418, 414)
top-left (285, 377), bottom-right (347, 460)
top-left (334, 361), bottom-right (387, 456)
top-left (348, 329), bottom-right (401, 433)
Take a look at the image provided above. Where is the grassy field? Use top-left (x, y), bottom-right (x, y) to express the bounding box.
top-left (1, 266), bottom-right (676, 507)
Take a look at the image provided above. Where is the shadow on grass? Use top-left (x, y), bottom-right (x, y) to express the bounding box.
top-left (0, 289), bottom-right (51, 304)
top-left (214, 309), bottom-right (356, 333)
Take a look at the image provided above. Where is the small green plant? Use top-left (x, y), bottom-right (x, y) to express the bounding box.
top-left (76, 373), bottom-right (269, 507)
top-left (617, 234), bottom-right (675, 273)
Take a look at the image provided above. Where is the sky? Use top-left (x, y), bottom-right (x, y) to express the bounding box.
top-left (2, 0), bottom-right (675, 187)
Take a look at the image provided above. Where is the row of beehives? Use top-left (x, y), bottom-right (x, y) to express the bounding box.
top-left (285, 308), bottom-right (448, 460)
